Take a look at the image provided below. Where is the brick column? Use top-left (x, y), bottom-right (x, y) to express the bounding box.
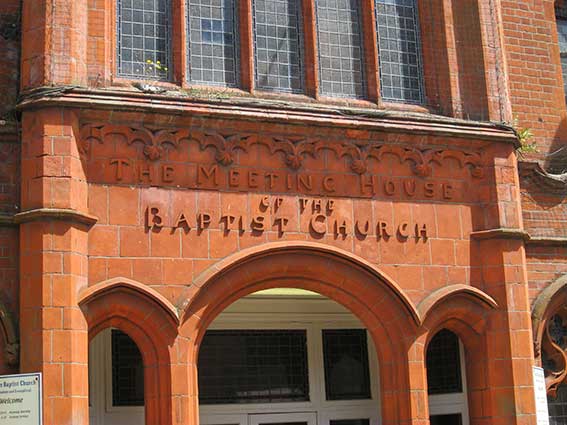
top-left (19, 108), bottom-right (91, 425)
top-left (21, 0), bottom-right (88, 89)
top-left (473, 144), bottom-right (536, 424)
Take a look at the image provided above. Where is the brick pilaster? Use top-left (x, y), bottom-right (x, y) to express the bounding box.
top-left (19, 109), bottom-right (90, 425)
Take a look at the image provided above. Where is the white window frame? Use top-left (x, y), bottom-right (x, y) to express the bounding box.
top-left (250, 412), bottom-right (318, 425)
top-left (427, 340), bottom-right (470, 425)
top-left (199, 299), bottom-right (381, 425)
top-left (88, 329), bottom-right (145, 425)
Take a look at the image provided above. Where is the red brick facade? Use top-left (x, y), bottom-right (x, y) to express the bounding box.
top-left (0, 1), bottom-right (566, 425)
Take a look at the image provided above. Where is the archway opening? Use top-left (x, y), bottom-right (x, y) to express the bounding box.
top-left (197, 288), bottom-right (381, 425)
top-left (89, 329), bottom-right (146, 425)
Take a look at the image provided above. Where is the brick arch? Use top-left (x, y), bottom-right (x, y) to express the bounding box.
top-left (178, 241), bottom-right (420, 425)
top-left (416, 292), bottom-right (496, 425)
top-left (78, 277), bottom-right (180, 425)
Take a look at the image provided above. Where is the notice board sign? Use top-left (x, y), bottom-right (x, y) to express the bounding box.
top-left (0, 373), bottom-right (42, 424)
top-left (533, 366), bottom-right (550, 425)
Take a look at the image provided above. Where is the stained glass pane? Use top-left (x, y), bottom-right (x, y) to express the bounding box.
top-left (188, 0), bottom-right (239, 86)
top-left (316, 0), bottom-right (365, 98)
top-left (117, 0), bottom-right (171, 80)
top-left (253, 0), bottom-right (304, 93)
top-left (375, 0), bottom-right (424, 103)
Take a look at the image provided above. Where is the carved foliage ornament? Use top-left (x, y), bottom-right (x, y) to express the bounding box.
top-left (542, 308), bottom-right (567, 397)
top-left (80, 124), bottom-right (484, 179)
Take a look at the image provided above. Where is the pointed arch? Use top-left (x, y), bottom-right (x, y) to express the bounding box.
top-left (79, 277), bottom-right (180, 425)
top-left (178, 241), bottom-right (420, 425)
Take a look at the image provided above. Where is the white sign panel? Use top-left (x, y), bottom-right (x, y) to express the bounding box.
top-left (0, 373), bottom-right (42, 425)
top-left (533, 366), bottom-right (550, 425)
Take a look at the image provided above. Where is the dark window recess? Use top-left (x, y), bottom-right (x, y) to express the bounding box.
top-left (316, 0), bottom-right (365, 99)
top-left (111, 329), bottom-right (144, 406)
top-left (253, 0), bottom-right (305, 93)
top-left (548, 384), bottom-right (567, 425)
top-left (322, 329), bottom-right (371, 400)
top-left (187, 0), bottom-right (239, 86)
top-left (375, 0), bottom-right (424, 103)
top-left (429, 414), bottom-right (463, 425)
top-left (426, 329), bottom-right (463, 395)
top-left (330, 420), bottom-right (370, 425)
top-left (198, 330), bottom-right (309, 404)
top-left (117, 0), bottom-right (171, 79)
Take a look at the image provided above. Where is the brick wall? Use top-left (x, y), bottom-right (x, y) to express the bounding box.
top-left (527, 245), bottom-right (567, 304)
top-left (501, 0), bottom-right (567, 164)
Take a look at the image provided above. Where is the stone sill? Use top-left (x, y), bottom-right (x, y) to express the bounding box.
top-left (17, 86), bottom-right (519, 145)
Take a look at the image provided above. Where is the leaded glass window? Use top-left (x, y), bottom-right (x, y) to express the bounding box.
top-left (111, 329), bottom-right (144, 406)
top-left (316, 0), bottom-right (365, 99)
top-left (426, 329), bottom-right (462, 395)
top-left (253, 0), bottom-right (305, 93)
top-left (375, 0), bottom-right (424, 103)
top-left (187, 0), bottom-right (239, 86)
top-left (117, 0), bottom-right (171, 80)
top-left (198, 330), bottom-right (310, 404)
top-left (549, 384), bottom-right (567, 425)
top-left (322, 329), bottom-right (371, 400)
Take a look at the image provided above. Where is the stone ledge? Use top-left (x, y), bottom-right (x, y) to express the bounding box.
top-left (526, 236), bottom-right (567, 247)
top-left (470, 228), bottom-right (530, 241)
top-left (14, 208), bottom-right (98, 226)
top-left (17, 86), bottom-right (520, 145)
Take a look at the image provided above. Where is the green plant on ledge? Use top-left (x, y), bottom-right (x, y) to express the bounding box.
top-left (512, 116), bottom-right (538, 156)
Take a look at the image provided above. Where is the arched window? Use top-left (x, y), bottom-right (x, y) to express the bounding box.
top-left (426, 329), bottom-right (469, 425)
top-left (117, 0), bottom-right (171, 80)
top-left (89, 329), bottom-right (145, 425)
top-left (197, 290), bottom-right (380, 425)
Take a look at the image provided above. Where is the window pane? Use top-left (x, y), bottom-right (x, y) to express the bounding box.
top-left (253, 0), bottom-right (304, 93)
top-left (111, 329), bottom-right (144, 406)
top-left (375, 0), bottom-right (424, 103)
top-left (322, 329), bottom-right (371, 400)
top-left (188, 0), bottom-right (239, 86)
top-left (117, 0), bottom-right (171, 80)
top-left (548, 384), bottom-right (567, 424)
top-left (198, 330), bottom-right (309, 404)
top-left (557, 20), bottom-right (567, 97)
top-left (429, 414), bottom-right (463, 425)
top-left (316, 0), bottom-right (365, 98)
top-left (330, 420), bottom-right (370, 425)
top-left (426, 329), bottom-right (463, 395)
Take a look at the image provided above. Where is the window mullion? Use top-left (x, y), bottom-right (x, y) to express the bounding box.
top-left (174, 0), bottom-right (188, 85)
top-left (240, 0), bottom-right (255, 91)
top-left (362, 0), bottom-right (380, 104)
top-left (302, 0), bottom-right (319, 98)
